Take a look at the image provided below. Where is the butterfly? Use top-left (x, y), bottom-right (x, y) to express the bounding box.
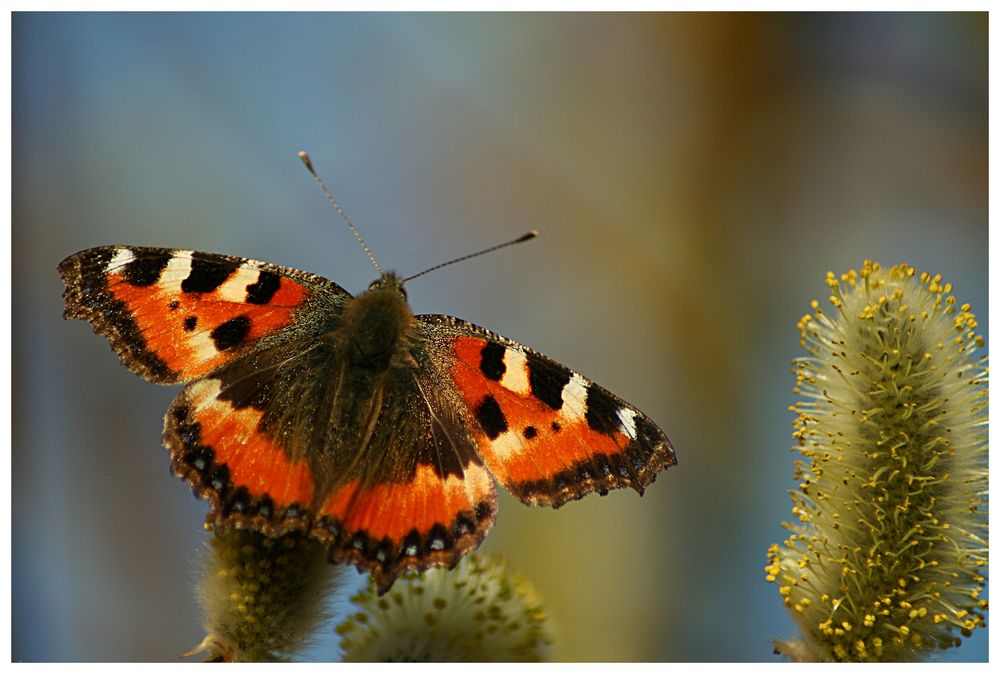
top-left (58, 166), bottom-right (676, 593)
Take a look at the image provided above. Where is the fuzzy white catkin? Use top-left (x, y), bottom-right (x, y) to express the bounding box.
top-left (190, 528), bottom-right (338, 662)
top-left (766, 261), bottom-right (988, 662)
top-left (337, 554), bottom-right (552, 661)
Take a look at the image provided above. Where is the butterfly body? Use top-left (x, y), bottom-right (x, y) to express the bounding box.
top-left (60, 245), bottom-right (676, 592)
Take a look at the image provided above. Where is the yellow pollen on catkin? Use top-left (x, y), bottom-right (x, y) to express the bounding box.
top-left (769, 261), bottom-right (988, 663)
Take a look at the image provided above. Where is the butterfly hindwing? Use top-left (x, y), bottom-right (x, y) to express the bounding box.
top-left (316, 355), bottom-right (498, 592)
top-left (163, 311), bottom-right (498, 593)
top-left (59, 246), bottom-right (348, 383)
top-left (318, 459), bottom-right (497, 593)
top-left (421, 315), bottom-right (677, 507)
top-left (164, 338), bottom-right (326, 537)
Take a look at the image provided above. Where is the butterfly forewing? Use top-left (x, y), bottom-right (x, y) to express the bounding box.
top-left (419, 314), bottom-right (676, 507)
top-left (59, 246), bottom-right (348, 383)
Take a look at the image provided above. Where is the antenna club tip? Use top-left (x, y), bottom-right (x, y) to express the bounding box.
top-left (298, 150), bottom-right (316, 175)
top-left (518, 230), bottom-right (539, 242)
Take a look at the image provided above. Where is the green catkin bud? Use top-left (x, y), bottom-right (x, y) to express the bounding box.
top-left (337, 554), bottom-right (553, 661)
top-left (766, 261), bottom-right (988, 662)
top-left (188, 525), bottom-right (340, 662)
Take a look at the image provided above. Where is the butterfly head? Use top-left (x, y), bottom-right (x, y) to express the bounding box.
top-left (366, 270), bottom-right (408, 300)
top-left (339, 271), bottom-right (417, 372)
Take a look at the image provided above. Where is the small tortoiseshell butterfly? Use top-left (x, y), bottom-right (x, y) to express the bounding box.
top-left (59, 157), bottom-right (676, 592)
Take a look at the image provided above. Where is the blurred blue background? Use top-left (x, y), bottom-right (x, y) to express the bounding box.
top-left (12, 12), bottom-right (987, 662)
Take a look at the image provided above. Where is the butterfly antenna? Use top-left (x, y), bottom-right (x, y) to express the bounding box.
top-left (299, 150), bottom-right (382, 274)
top-left (403, 230), bottom-right (538, 283)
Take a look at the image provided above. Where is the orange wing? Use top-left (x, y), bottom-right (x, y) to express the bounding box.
top-left (59, 246), bottom-right (346, 383)
top-left (318, 460), bottom-right (497, 593)
top-left (421, 316), bottom-right (676, 507)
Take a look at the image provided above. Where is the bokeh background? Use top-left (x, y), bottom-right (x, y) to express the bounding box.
top-left (13, 12), bottom-right (987, 662)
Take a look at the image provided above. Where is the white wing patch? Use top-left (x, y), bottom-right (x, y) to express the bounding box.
top-left (157, 251), bottom-right (195, 293)
top-left (106, 247), bottom-right (136, 272)
top-left (499, 347), bottom-right (531, 395)
top-left (616, 407), bottom-right (638, 440)
top-left (217, 267), bottom-right (266, 303)
top-left (490, 429), bottom-right (524, 461)
top-left (559, 372), bottom-right (589, 424)
top-left (190, 328), bottom-right (224, 362)
top-left (186, 377), bottom-right (223, 408)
